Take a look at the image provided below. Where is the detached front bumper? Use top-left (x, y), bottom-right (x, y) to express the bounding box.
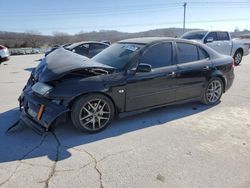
top-left (19, 89), bottom-right (70, 133)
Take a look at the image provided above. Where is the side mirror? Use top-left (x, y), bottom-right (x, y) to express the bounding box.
top-left (205, 37), bottom-right (214, 43)
top-left (136, 63), bottom-right (152, 73)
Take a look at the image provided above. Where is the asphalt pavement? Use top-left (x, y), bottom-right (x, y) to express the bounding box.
top-left (0, 54), bottom-right (250, 188)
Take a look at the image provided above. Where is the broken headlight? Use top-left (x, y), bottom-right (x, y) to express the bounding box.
top-left (32, 82), bottom-right (53, 96)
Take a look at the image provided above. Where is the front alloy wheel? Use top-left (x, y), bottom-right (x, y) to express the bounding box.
top-left (202, 78), bottom-right (223, 105)
top-left (71, 94), bottom-right (115, 133)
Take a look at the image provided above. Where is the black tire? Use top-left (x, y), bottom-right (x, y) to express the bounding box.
top-left (201, 77), bottom-right (224, 105)
top-left (233, 50), bottom-right (243, 66)
top-left (71, 94), bottom-right (115, 133)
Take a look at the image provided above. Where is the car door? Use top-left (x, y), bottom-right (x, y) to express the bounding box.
top-left (204, 32), bottom-right (223, 53)
top-left (216, 32), bottom-right (232, 55)
top-left (125, 42), bottom-right (178, 111)
top-left (175, 42), bottom-right (212, 101)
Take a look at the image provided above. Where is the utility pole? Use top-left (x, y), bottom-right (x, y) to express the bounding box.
top-left (183, 2), bottom-right (187, 34)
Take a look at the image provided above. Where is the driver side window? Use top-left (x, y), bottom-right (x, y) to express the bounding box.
top-left (141, 42), bottom-right (172, 69)
top-left (205, 32), bottom-right (218, 42)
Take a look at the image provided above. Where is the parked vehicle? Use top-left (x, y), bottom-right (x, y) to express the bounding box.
top-left (44, 44), bottom-right (71, 56)
top-left (10, 49), bottom-right (18, 55)
top-left (0, 45), bottom-right (10, 63)
top-left (62, 43), bottom-right (72, 48)
top-left (45, 45), bottom-right (60, 56)
top-left (101, 40), bottom-right (111, 45)
top-left (65, 41), bottom-right (109, 58)
top-left (24, 49), bottom-right (33, 55)
top-left (181, 30), bottom-right (249, 65)
top-left (10, 48), bottom-right (40, 55)
top-left (17, 49), bottom-right (26, 55)
top-left (32, 48), bottom-right (40, 54)
top-left (18, 37), bottom-right (234, 134)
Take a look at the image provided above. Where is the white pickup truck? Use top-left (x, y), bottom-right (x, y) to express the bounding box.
top-left (181, 30), bottom-right (250, 65)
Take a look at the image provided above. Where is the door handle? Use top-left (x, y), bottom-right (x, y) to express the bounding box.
top-left (203, 66), bottom-right (210, 71)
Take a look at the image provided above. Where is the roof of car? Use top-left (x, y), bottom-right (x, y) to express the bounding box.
top-left (118, 37), bottom-right (198, 45)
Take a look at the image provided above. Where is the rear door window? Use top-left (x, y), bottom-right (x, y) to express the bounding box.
top-left (198, 47), bottom-right (209, 60)
top-left (176, 43), bottom-right (199, 64)
top-left (217, 32), bottom-right (230, 41)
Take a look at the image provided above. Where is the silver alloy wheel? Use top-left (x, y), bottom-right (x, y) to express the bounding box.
top-left (79, 99), bottom-right (111, 131)
top-left (234, 52), bottom-right (242, 65)
top-left (206, 80), bottom-right (222, 103)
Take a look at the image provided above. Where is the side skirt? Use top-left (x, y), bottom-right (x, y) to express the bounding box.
top-left (118, 97), bottom-right (201, 118)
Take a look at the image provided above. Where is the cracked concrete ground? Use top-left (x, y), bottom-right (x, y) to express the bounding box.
top-left (0, 54), bottom-right (250, 188)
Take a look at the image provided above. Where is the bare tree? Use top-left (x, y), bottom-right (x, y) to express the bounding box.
top-left (52, 32), bottom-right (71, 45)
top-left (24, 30), bottom-right (42, 48)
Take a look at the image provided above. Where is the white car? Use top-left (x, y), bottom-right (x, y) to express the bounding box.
top-left (0, 45), bottom-right (10, 63)
top-left (181, 30), bottom-right (249, 65)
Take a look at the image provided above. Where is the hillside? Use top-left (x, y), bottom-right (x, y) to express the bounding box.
top-left (0, 28), bottom-right (192, 48)
top-left (1, 28), bottom-right (249, 48)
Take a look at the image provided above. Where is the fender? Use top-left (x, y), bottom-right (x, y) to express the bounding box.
top-left (209, 69), bottom-right (227, 92)
top-left (47, 72), bottom-right (127, 113)
top-left (231, 47), bottom-right (243, 57)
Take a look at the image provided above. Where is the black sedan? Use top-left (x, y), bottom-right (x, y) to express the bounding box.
top-left (19, 37), bottom-right (234, 133)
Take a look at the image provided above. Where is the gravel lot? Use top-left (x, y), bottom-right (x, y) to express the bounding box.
top-left (0, 54), bottom-right (250, 188)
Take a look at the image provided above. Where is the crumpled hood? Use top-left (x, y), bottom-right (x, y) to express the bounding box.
top-left (33, 47), bottom-right (114, 82)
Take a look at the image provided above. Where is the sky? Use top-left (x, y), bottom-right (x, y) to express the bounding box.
top-left (1, 0), bottom-right (250, 35)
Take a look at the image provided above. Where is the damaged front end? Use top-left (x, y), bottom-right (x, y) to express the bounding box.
top-left (19, 81), bottom-right (69, 133)
top-left (18, 75), bottom-right (70, 134)
top-left (8, 48), bottom-right (115, 135)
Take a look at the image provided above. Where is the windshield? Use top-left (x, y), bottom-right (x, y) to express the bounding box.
top-left (181, 31), bottom-right (207, 40)
top-left (92, 43), bottom-right (145, 69)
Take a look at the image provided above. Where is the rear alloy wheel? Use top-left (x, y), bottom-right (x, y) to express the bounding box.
top-left (71, 94), bottom-right (115, 133)
top-left (233, 50), bottom-right (243, 66)
top-left (202, 78), bottom-right (223, 105)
